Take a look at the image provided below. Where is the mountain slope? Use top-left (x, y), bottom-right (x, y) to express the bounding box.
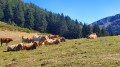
top-left (91, 14), bottom-right (120, 34)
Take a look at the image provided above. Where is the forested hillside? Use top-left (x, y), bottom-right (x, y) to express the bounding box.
top-left (0, 0), bottom-right (108, 38)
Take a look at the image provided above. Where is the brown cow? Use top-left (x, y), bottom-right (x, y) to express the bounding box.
top-left (44, 39), bottom-right (60, 45)
top-left (52, 37), bottom-right (66, 42)
top-left (23, 42), bottom-right (38, 50)
top-left (58, 37), bottom-right (66, 42)
top-left (88, 33), bottom-right (97, 39)
top-left (48, 35), bottom-right (59, 39)
top-left (22, 36), bottom-right (32, 43)
top-left (32, 35), bottom-right (49, 46)
top-left (38, 35), bottom-right (49, 46)
top-left (34, 41), bottom-right (39, 46)
top-left (7, 43), bottom-right (23, 51)
top-left (1, 38), bottom-right (13, 46)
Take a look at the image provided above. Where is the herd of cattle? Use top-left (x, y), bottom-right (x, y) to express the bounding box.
top-left (0, 33), bottom-right (97, 52)
top-left (0, 35), bottom-right (66, 51)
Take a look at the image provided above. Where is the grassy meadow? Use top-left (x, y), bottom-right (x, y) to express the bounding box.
top-left (0, 36), bottom-right (120, 67)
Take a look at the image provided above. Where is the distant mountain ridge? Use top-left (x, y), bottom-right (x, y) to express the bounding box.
top-left (91, 13), bottom-right (120, 34)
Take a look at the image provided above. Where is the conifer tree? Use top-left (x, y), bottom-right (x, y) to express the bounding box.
top-left (82, 24), bottom-right (87, 38)
top-left (37, 14), bottom-right (48, 33)
top-left (58, 13), bottom-right (68, 36)
top-left (115, 32), bottom-right (119, 36)
top-left (110, 31), bottom-right (114, 36)
top-left (0, 7), bottom-right (4, 20)
top-left (24, 8), bottom-right (34, 29)
top-left (100, 28), bottom-right (108, 36)
top-left (4, 1), bottom-right (13, 21)
top-left (93, 24), bottom-right (101, 36)
top-left (86, 25), bottom-right (92, 35)
top-left (14, 2), bottom-right (25, 27)
top-left (8, 19), bottom-right (11, 25)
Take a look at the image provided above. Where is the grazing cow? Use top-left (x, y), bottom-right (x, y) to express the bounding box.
top-left (44, 39), bottom-right (60, 45)
top-left (48, 35), bottom-right (59, 39)
top-left (23, 42), bottom-right (38, 50)
top-left (88, 33), bottom-right (97, 39)
top-left (7, 43), bottom-right (23, 51)
top-left (22, 36), bottom-right (32, 43)
top-left (0, 38), bottom-right (13, 46)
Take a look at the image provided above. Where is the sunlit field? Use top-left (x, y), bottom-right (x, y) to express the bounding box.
top-left (0, 35), bottom-right (120, 67)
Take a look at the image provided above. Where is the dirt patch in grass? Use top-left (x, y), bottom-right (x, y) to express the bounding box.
top-left (7, 62), bottom-right (18, 67)
top-left (26, 58), bottom-right (37, 63)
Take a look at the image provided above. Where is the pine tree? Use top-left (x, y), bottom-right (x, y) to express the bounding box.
top-left (0, 7), bottom-right (4, 20)
top-left (24, 8), bottom-right (34, 29)
top-left (4, 1), bottom-right (13, 21)
top-left (11, 21), bottom-right (16, 26)
top-left (33, 7), bottom-right (40, 30)
top-left (8, 19), bottom-right (12, 25)
top-left (93, 24), bottom-right (101, 37)
top-left (37, 14), bottom-right (48, 33)
top-left (86, 25), bottom-right (92, 35)
top-left (46, 12), bottom-right (55, 34)
top-left (0, 0), bottom-right (4, 20)
top-left (115, 32), bottom-right (119, 36)
top-left (100, 28), bottom-right (108, 36)
top-left (110, 31), bottom-right (114, 36)
top-left (82, 24), bottom-right (87, 38)
top-left (58, 13), bottom-right (68, 36)
top-left (74, 19), bottom-right (82, 38)
top-left (14, 2), bottom-right (25, 27)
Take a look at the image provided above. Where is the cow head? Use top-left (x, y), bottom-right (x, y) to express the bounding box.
top-left (9, 38), bottom-right (13, 41)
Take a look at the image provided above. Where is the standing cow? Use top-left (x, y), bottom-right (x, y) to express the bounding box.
top-left (0, 38), bottom-right (13, 46)
top-left (22, 36), bottom-right (32, 43)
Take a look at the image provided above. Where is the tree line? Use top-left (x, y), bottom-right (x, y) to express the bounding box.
top-left (0, 0), bottom-right (108, 39)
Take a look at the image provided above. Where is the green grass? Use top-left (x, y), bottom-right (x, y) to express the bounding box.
top-left (0, 21), bottom-right (38, 33)
top-left (1, 36), bottom-right (120, 67)
top-left (38, 33), bottom-right (51, 35)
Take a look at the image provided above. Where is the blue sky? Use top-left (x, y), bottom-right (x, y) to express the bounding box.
top-left (23, 0), bottom-right (120, 24)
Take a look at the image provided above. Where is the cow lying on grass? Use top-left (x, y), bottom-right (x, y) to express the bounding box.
top-left (44, 39), bottom-right (60, 45)
top-left (48, 35), bottom-right (59, 39)
top-left (53, 37), bottom-right (66, 42)
top-left (32, 35), bottom-right (49, 46)
top-left (1, 38), bottom-right (13, 46)
top-left (88, 33), bottom-right (97, 39)
top-left (23, 41), bottom-right (38, 50)
top-left (22, 36), bottom-right (32, 43)
top-left (32, 35), bottom-right (66, 45)
top-left (7, 43), bottom-right (23, 51)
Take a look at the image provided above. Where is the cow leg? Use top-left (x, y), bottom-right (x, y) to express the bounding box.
top-left (6, 43), bottom-right (7, 46)
top-left (39, 41), bottom-right (40, 46)
top-left (1, 42), bottom-right (2, 46)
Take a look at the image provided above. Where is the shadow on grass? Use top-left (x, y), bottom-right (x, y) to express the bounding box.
top-left (3, 51), bottom-right (8, 52)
